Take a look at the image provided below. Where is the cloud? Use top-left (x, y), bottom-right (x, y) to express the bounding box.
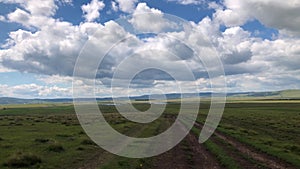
top-left (251, 38), bottom-right (300, 71)
top-left (1, 0), bottom-right (58, 16)
top-left (7, 8), bottom-right (31, 27)
top-left (213, 0), bottom-right (300, 35)
top-left (0, 83), bottom-right (71, 98)
top-left (0, 15), bottom-right (6, 22)
top-left (167, 0), bottom-right (204, 5)
top-left (25, 0), bottom-right (57, 16)
top-left (0, 21), bottom-right (105, 76)
top-left (129, 3), bottom-right (178, 32)
top-left (113, 0), bottom-right (138, 13)
top-left (58, 0), bottom-right (73, 5)
top-left (81, 0), bottom-right (105, 22)
top-left (38, 75), bottom-right (73, 85)
top-left (111, 1), bottom-right (118, 12)
top-left (0, 65), bottom-right (13, 72)
top-left (218, 27), bottom-right (253, 64)
top-left (225, 71), bottom-right (300, 92)
top-left (212, 0), bottom-right (250, 27)
top-left (3, 1), bottom-right (298, 88)
top-left (4, 0), bottom-right (59, 29)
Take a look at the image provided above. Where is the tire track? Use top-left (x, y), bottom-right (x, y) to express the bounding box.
top-left (195, 122), bottom-right (297, 169)
top-left (211, 135), bottom-right (269, 169)
top-left (153, 119), bottom-right (223, 169)
top-left (153, 132), bottom-right (223, 169)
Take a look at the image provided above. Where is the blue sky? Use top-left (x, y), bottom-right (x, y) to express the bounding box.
top-left (0, 0), bottom-right (299, 98)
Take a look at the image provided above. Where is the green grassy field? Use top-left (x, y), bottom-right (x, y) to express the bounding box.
top-left (0, 101), bottom-right (299, 168)
top-left (217, 103), bottom-right (300, 167)
top-left (0, 105), bottom-right (97, 169)
top-left (0, 104), bottom-right (175, 169)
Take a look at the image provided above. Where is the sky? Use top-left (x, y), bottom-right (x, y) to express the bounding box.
top-left (0, 0), bottom-right (300, 98)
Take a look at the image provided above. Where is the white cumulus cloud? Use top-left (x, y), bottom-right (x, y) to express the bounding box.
top-left (129, 3), bottom-right (178, 32)
top-left (113, 0), bottom-right (138, 13)
top-left (213, 0), bottom-right (300, 35)
top-left (81, 0), bottom-right (105, 22)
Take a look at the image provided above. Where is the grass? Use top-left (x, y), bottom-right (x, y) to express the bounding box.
top-left (81, 139), bottom-right (96, 145)
top-left (0, 101), bottom-right (299, 168)
top-left (0, 104), bottom-right (122, 168)
top-left (0, 117), bottom-right (94, 168)
top-left (191, 127), bottom-right (240, 169)
top-left (99, 117), bottom-right (166, 169)
top-left (34, 138), bottom-right (50, 143)
top-left (204, 140), bottom-right (240, 169)
top-left (4, 152), bottom-right (42, 168)
top-left (198, 102), bottom-right (300, 168)
top-left (47, 143), bottom-right (65, 152)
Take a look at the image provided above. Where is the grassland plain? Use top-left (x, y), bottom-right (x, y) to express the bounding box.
top-left (196, 102), bottom-right (300, 168)
top-left (0, 101), bottom-right (299, 168)
top-left (223, 103), bottom-right (300, 167)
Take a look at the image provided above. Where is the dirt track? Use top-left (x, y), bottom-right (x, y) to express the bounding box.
top-left (194, 122), bottom-right (297, 169)
top-left (153, 132), bottom-right (223, 169)
top-left (77, 120), bottom-right (297, 169)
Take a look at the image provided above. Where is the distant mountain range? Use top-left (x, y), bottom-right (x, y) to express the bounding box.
top-left (0, 90), bottom-right (299, 104)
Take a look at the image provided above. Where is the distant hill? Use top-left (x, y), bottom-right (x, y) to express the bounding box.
top-left (0, 90), bottom-right (299, 104)
top-left (0, 97), bottom-right (73, 105)
top-left (279, 90), bottom-right (300, 98)
top-left (227, 90), bottom-right (300, 99)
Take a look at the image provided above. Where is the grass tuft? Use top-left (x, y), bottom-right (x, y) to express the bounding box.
top-left (4, 152), bottom-right (41, 168)
top-left (76, 147), bottom-right (85, 151)
top-left (34, 138), bottom-right (50, 143)
top-left (47, 143), bottom-right (65, 152)
top-left (81, 139), bottom-right (96, 145)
